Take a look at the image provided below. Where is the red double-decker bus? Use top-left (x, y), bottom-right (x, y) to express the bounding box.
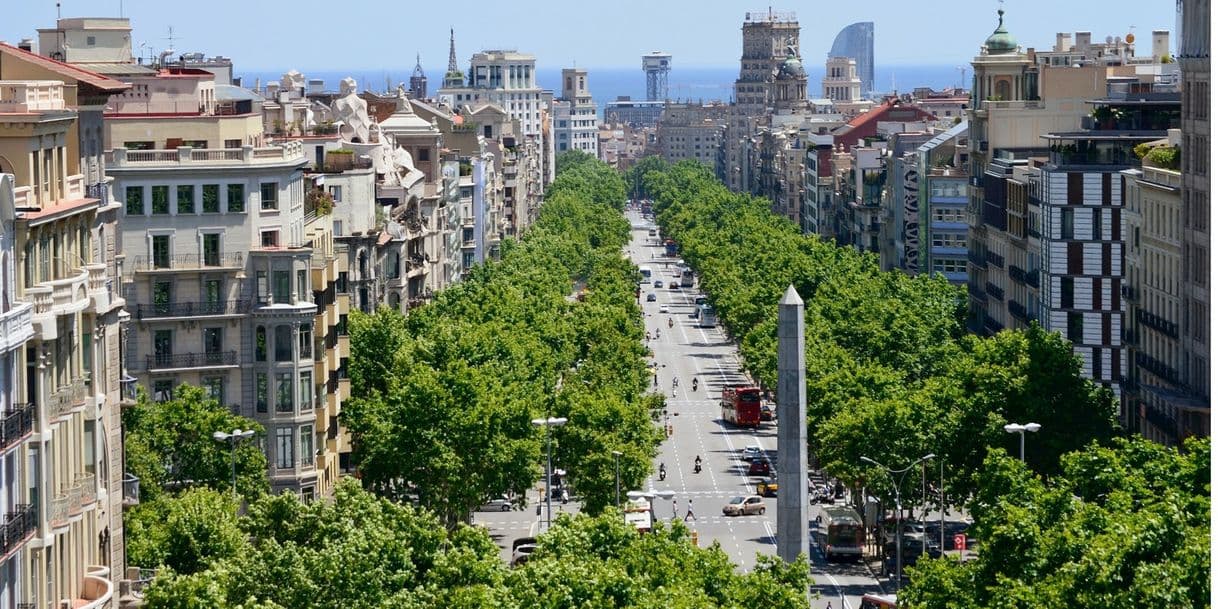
top-left (721, 386), bottom-right (762, 427)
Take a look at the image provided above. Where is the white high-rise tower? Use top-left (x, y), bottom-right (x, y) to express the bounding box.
top-left (642, 52), bottom-right (671, 101)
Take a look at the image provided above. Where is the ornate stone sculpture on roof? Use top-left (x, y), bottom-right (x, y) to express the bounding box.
top-left (331, 76), bottom-right (372, 143)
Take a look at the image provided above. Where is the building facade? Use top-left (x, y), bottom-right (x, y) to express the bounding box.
top-left (555, 69), bottom-right (598, 156)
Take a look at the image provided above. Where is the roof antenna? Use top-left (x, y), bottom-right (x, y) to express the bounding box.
top-left (56, 2), bottom-right (61, 20)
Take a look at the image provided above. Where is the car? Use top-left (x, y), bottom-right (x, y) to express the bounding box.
top-left (747, 459), bottom-right (771, 476)
top-left (659, 304), bottom-right (669, 313)
top-left (740, 446), bottom-right (763, 462)
top-left (759, 403), bottom-right (775, 421)
top-left (646, 293), bottom-right (656, 302)
top-left (722, 495), bottom-right (766, 516)
top-left (756, 477), bottom-right (778, 497)
top-left (668, 281), bottom-right (679, 289)
top-left (511, 537), bottom-right (538, 566)
top-left (694, 295), bottom-right (708, 305)
top-left (653, 280), bottom-right (663, 288)
top-left (478, 496), bottom-right (513, 512)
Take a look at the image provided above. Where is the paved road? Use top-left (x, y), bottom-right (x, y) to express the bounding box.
top-left (476, 209), bottom-right (887, 608)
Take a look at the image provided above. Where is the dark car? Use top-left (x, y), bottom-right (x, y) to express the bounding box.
top-left (747, 460), bottom-right (771, 476)
top-left (668, 281), bottom-right (679, 289)
top-left (653, 280), bottom-right (663, 288)
top-left (646, 293), bottom-right (656, 302)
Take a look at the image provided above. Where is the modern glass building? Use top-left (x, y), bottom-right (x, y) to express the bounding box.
top-left (829, 22), bottom-right (875, 97)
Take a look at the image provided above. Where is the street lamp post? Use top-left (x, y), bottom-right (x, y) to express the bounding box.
top-left (532, 416), bottom-right (568, 530)
top-left (212, 429), bottom-right (256, 497)
top-left (861, 453), bottom-right (936, 595)
top-left (1003, 422), bottom-right (1042, 462)
top-left (612, 450), bottom-right (623, 508)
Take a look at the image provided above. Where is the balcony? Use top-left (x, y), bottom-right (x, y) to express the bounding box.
top-left (0, 403), bottom-right (34, 453)
top-left (135, 300), bottom-right (249, 320)
top-left (1121, 284), bottom-right (1140, 302)
top-left (84, 263), bottom-right (114, 312)
top-left (967, 283), bottom-right (987, 301)
top-left (146, 351), bottom-right (238, 371)
top-left (48, 472), bottom-right (97, 527)
top-left (106, 141), bottom-right (306, 168)
top-left (0, 80), bottom-right (65, 112)
top-left (983, 314), bottom-right (1004, 334)
top-left (122, 473), bottom-right (140, 508)
top-left (1135, 352), bottom-right (1180, 384)
top-left (130, 252), bottom-right (244, 272)
top-left (985, 282), bottom-right (1005, 300)
top-left (967, 250), bottom-right (987, 268)
top-left (1137, 308), bottom-right (1179, 339)
top-left (985, 249), bottom-right (1005, 269)
top-left (1008, 265), bottom-right (1027, 285)
top-left (0, 301), bottom-right (33, 354)
top-left (68, 565), bottom-right (113, 609)
top-left (0, 504), bottom-right (35, 560)
top-left (1007, 299), bottom-right (1028, 322)
top-left (47, 377), bottom-right (88, 421)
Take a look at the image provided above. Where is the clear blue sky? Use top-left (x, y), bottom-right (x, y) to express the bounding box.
top-left (3, 0), bottom-right (1177, 70)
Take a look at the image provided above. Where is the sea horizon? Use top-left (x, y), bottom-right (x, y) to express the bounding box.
top-left (237, 64), bottom-right (973, 111)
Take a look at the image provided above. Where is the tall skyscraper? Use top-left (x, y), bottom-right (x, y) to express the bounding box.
top-left (642, 52), bottom-right (671, 101)
top-left (829, 21), bottom-right (874, 96)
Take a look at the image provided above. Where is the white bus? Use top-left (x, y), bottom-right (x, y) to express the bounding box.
top-left (696, 304), bottom-right (717, 328)
top-left (639, 266), bottom-right (653, 282)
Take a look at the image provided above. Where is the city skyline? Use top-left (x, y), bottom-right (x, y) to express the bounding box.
top-left (3, 0), bottom-right (1176, 71)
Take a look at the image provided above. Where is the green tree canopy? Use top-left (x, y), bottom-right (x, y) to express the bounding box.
top-left (903, 437), bottom-right (1210, 609)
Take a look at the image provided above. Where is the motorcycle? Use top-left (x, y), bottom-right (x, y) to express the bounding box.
top-left (658, 465), bottom-right (667, 481)
top-left (692, 378), bottom-right (698, 392)
top-left (694, 462), bottom-right (702, 474)
top-left (668, 317), bottom-right (674, 328)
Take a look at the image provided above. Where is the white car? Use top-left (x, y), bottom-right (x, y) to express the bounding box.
top-left (723, 495), bottom-right (766, 516)
top-left (740, 446), bottom-right (763, 462)
top-left (659, 304), bottom-right (669, 313)
top-left (478, 496), bottom-right (513, 511)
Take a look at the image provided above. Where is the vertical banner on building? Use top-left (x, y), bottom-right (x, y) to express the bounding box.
top-left (473, 158), bottom-right (486, 264)
top-left (902, 160), bottom-right (920, 273)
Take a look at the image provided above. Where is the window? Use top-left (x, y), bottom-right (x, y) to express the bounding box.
top-left (299, 371), bottom-right (312, 411)
top-left (300, 425), bottom-right (314, 466)
top-left (202, 376), bottom-right (224, 405)
top-left (126, 186), bottom-right (144, 215)
top-left (273, 271), bottom-right (290, 304)
top-left (203, 233), bottom-right (221, 266)
top-left (255, 326), bottom-right (267, 361)
top-left (260, 182), bottom-right (279, 210)
top-left (299, 324), bottom-right (313, 359)
top-left (226, 183), bottom-right (245, 213)
top-left (153, 330), bottom-right (173, 366)
top-left (152, 379), bottom-right (174, 403)
top-left (1067, 312), bottom-right (1083, 342)
top-left (175, 185), bottom-right (195, 214)
top-left (417, 148), bottom-right (430, 161)
top-left (328, 185), bottom-right (343, 202)
top-left (1061, 277), bottom-right (1074, 308)
top-left (276, 373), bottom-right (293, 413)
top-left (203, 279), bottom-right (222, 310)
top-left (203, 327), bottom-right (223, 357)
top-left (338, 314), bottom-right (349, 336)
top-left (297, 270), bottom-right (308, 299)
top-left (202, 184), bottom-right (220, 213)
top-left (152, 281), bottom-right (172, 315)
top-left (152, 235), bottom-right (171, 269)
top-left (276, 427), bottom-right (294, 468)
top-left (257, 271), bottom-right (268, 303)
top-left (1092, 209), bottom-right (1102, 240)
top-left (1061, 208), bottom-right (1074, 239)
top-left (256, 373), bottom-right (268, 412)
top-left (337, 272), bottom-right (348, 293)
top-left (151, 185), bottom-right (170, 214)
top-left (261, 230), bottom-right (280, 248)
top-left (224, 139), bottom-right (241, 149)
top-left (275, 325), bottom-right (293, 361)
top-left (86, 36), bottom-right (96, 46)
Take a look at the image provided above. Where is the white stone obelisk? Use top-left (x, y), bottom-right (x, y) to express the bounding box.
top-left (776, 284), bottom-right (809, 564)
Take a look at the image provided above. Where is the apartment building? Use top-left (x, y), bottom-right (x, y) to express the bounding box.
top-left (554, 68), bottom-right (598, 156)
top-left (656, 102), bottom-right (728, 170)
top-left (0, 77), bottom-right (126, 609)
top-left (1176, 0), bottom-right (1210, 441)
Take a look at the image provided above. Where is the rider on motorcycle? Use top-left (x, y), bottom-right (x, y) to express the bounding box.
top-left (692, 377), bottom-right (698, 391)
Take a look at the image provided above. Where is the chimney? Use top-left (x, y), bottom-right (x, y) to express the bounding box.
top-left (1075, 32), bottom-right (1092, 52)
top-left (17, 38), bottom-right (34, 53)
top-left (1055, 33), bottom-right (1071, 52)
top-left (1152, 30), bottom-right (1170, 59)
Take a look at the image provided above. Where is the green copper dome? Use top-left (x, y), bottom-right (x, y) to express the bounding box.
top-left (984, 9), bottom-right (1018, 54)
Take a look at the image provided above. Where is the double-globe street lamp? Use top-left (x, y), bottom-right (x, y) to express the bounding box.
top-left (1003, 422), bottom-right (1041, 462)
top-left (212, 429), bottom-right (257, 497)
top-left (861, 453), bottom-right (935, 594)
top-left (532, 416), bottom-right (568, 530)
